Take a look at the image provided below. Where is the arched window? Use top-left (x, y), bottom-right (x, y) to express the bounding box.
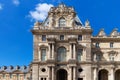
top-left (59, 18), bottom-right (66, 27)
top-left (57, 47), bottom-right (66, 62)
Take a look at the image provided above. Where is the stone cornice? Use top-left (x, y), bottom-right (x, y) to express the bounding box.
top-left (92, 37), bottom-right (120, 42)
top-left (31, 29), bottom-right (92, 35)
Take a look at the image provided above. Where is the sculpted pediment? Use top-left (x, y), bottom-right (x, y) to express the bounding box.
top-left (110, 28), bottom-right (118, 37)
top-left (76, 44), bottom-right (86, 49)
top-left (0, 70), bottom-right (8, 74)
top-left (107, 50), bottom-right (118, 55)
top-left (12, 70), bottom-right (23, 74)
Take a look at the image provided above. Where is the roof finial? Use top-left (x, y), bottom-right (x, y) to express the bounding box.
top-left (58, 1), bottom-right (66, 7)
top-left (85, 19), bottom-right (91, 28)
top-left (33, 21), bottom-right (41, 30)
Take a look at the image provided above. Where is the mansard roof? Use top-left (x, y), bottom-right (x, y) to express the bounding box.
top-left (42, 3), bottom-right (82, 26)
top-left (0, 66), bottom-right (29, 74)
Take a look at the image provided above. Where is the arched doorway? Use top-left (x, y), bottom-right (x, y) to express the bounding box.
top-left (98, 69), bottom-right (108, 80)
top-left (115, 69), bottom-right (120, 80)
top-left (57, 69), bottom-right (67, 80)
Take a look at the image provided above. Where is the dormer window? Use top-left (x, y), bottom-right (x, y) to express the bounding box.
top-left (59, 18), bottom-right (66, 27)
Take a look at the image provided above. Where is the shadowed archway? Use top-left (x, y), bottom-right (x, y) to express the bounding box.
top-left (115, 69), bottom-right (120, 80)
top-left (57, 69), bottom-right (67, 80)
top-left (98, 69), bottom-right (108, 80)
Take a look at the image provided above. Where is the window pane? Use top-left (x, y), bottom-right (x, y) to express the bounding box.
top-left (41, 49), bottom-right (46, 61)
top-left (78, 35), bottom-right (82, 41)
top-left (59, 18), bottom-right (66, 27)
top-left (42, 35), bottom-right (46, 41)
top-left (96, 43), bottom-right (99, 48)
top-left (110, 42), bottom-right (113, 48)
top-left (109, 54), bottom-right (114, 61)
top-left (96, 54), bottom-right (101, 61)
top-left (77, 49), bottom-right (83, 61)
top-left (60, 35), bottom-right (64, 40)
top-left (57, 47), bottom-right (66, 62)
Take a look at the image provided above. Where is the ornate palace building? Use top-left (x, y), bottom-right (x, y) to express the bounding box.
top-left (1, 3), bottom-right (120, 80)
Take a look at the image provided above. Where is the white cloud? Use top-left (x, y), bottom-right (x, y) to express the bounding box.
top-left (0, 3), bottom-right (3, 10)
top-left (29, 3), bottom-right (54, 21)
top-left (13, 0), bottom-right (20, 6)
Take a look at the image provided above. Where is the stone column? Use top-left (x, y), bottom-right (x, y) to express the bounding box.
top-left (48, 44), bottom-right (51, 59)
top-left (69, 44), bottom-right (72, 59)
top-left (73, 67), bottom-right (76, 80)
top-left (32, 64), bottom-right (39, 80)
top-left (69, 67), bottom-right (73, 80)
top-left (38, 51), bottom-right (40, 61)
top-left (48, 67), bottom-right (51, 80)
top-left (94, 54), bottom-right (96, 61)
top-left (73, 44), bottom-right (76, 59)
top-left (109, 68), bottom-right (114, 80)
top-left (94, 68), bottom-right (98, 80)
top-left (52, 67), bottom-right (55, 80)
top-left (52, 44), bottom-right (54, 59)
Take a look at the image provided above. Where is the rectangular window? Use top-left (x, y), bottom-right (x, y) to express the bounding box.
top-left (77, 49), bottom-right (83, 61)
top-left (109, 54), bottom-right (114, 61)
top-left (78, 35), bottom-right (82, 41)
top-left (60, 35), bottom-right (64, 40)
top-left (96, 43), bottom-right (99, 48)
top-left (110, 42), bottom-right (113, 48)
top-left (42, 35), bottom-right (46, 41)
top-left (41, 49), bottom-right (46, 61)
top-left (96, 54), bottom-right (101, 61)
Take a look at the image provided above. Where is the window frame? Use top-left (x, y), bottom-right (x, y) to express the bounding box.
top-left (110, 42), bottom-right (114, 48)
top-left (57, 47), bottom-right (66, 62)
top-left (42, 35), bottom-right (46, 41)
top-left (41, 48), bottom-right (47, 61)
top-left (96, 42), bottom-right (99, 48)
top-left (109, 53), bottom-right (114, 61)
top-left (96, 54), bottom-right (101, 61)
top-left (77, 49), bottom-right (83, 61)
top-left (60, 35), bottom-right (64, 40)
top-left (59, 18), bottom-right (66, 27)
top-left (78, 35), bottom-right (82, 41)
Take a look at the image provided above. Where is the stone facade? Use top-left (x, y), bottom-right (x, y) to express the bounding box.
top-left (1, 3), bottom-right (120, 80)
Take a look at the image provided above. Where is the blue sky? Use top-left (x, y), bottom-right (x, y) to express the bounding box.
top-left (0, 0), bottom-right (120, 66)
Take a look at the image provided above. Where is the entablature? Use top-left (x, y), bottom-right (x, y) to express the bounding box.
top-left (31, 28), bottom-right (92, 35)
top-left (91, 37), bottom-right (120, 42)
